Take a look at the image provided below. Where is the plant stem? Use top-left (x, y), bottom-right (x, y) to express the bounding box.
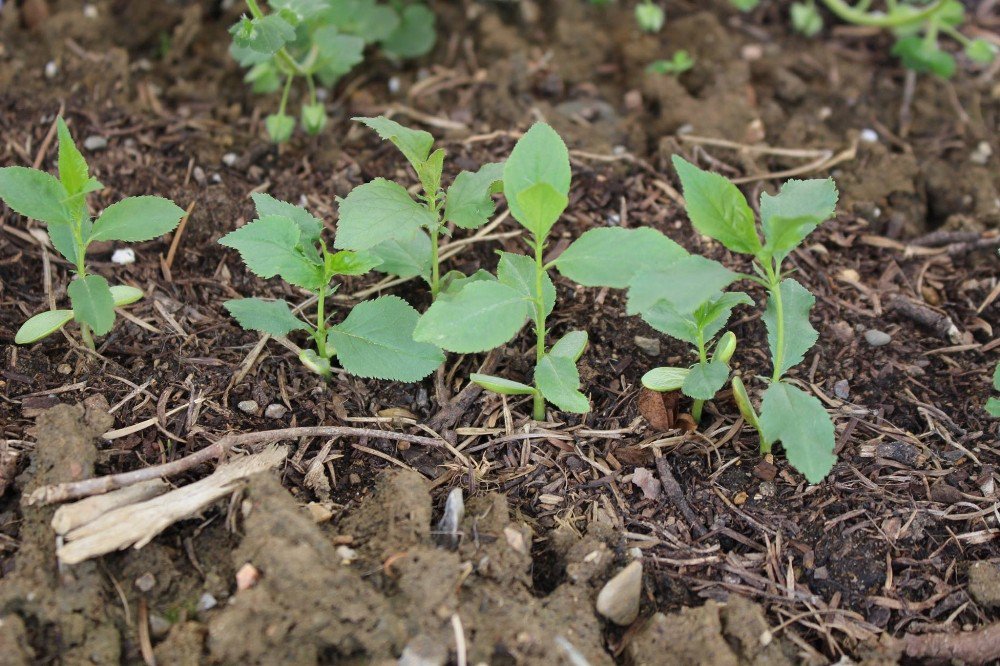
top-left (766, 260), bottom-right (785, 383)
top-left (532, 238), bottom-right (547, 421)
top-left (819, 0), bottom-right (945, 28)
top-left (306, 73), bottom-right (318, 106)
top-left (314, 285), bottom-right (328, 357)
top-left (430, 229), bottom-right (441, 299)
top-left (692, 330), bottom-right (708, 424)
top-left (277, 72), bottom-right (293, 118)
top-left (71, 219), bottom-right (95, 351)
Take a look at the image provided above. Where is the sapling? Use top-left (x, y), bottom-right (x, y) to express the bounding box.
top-left (334, 117), bottom-right (504, 300)
top-left (219, 194), bottom-right (443, 381)
top-left (0, 118), bottom-right (184, 349)
top-left (230, 0), bottom-right (436, 142)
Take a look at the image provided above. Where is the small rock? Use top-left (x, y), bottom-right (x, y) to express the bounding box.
top-left (969, 561), bottom-right (1000, 608)
top-left (335, 545), bottom-right (358, 565)
top-left (864, 329), bottom-right (892, 347)
top-left (148, 613), bottom-right (171, 639)
top-left (876, 441), bottom-right (922, 467)
top-left (264, 403), bottom-right (286, 419)
top-left (758, 481), bottom-right (776, 498)
top-left (860, 128), bottom-right (879, 143)
top-left (237, 400), bottom-right (258, 415)
top-left (57, 364), bottom-right (72, 375)
top-left (634, 336), bottom-right (661, 357)
top-left (111, 248), bottom-right (135, 265)
top-left (970, 141), bottom-right (993, 166)
top-left (135, 572), bottom-right (156, 592)
top-left (306, 502), bottom-right (333, 523)
top-left (196, 592), bottom-right (217, 612)
top-left (596, 560), bottom-right (643, 625)
top-left (44, 61), bottom-right (58, 79)
top-left (387, 76), bottom-right (401, 94)
top-left (235, 563), bottom-right (260, 591)
top-left (812, 566), bottom-right (829, 580)
top-left (222, 152), bottom-right (238, 167)
top-left (83, 135), bottom-right (108, 151)
top-left (83, 4), bottom-right (98, 19)
top-left (192, 166), bottom-right (207, 186)
top-left (399, 634), bottom-right (448, 666)
top-left (833, 379), bottom-right (850, 400)
top-left (831, 320), bottom-right (854, 343)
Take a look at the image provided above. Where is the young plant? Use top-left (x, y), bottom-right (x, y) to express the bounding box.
top-left (230, 0), bottom-right (436, 142)
top-left (334, 117), bottom-right (504, 300)
top-left (0, 118), bottom-right (184, 349)
top-left (647, 50), bottom-right (695, 76)
top-left (219, 194), bottom-right (443, 381)
top-left (413, 123), bottom-right (591, 421)
top-left (635, 0), bottom-right (665, 32)
top-left (988, 363), bottom-right (1000, 418)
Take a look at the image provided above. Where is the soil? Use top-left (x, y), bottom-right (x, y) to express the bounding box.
top-left (1, 0), bottom-right (999, 663)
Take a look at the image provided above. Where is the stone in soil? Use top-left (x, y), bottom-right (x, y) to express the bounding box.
top-left (864, 329), bottom-right (892, 347)
top-left (968, 561), bottom-right (1000, 608)
top-left (596, 560), bottom-right (643, 625)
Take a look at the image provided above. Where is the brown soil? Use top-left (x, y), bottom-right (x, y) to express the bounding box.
top-left (1, 0), bottom-right (999, 663)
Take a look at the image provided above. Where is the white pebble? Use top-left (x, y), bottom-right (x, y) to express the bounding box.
top-left (336, 545), bottom-right (358, 564)
top-left (970, 141), bottom-right (993, 166)
top-left (44, 61), bottom-right (58, 79)
top-left (859, 128), bottom-right (879, 143)
top-left (196, 592), bottom-right (217, 612)
top-left (83, 4), bottom-right (98, 18)
top-left (864, 329), bottom-right (892, 347)
top-left (83, 135), bottom-right (108, 151)
top-left (238, 400), bottom-right (259, 414)
top-left (111, 248), bottom-right (135, 265)
top-left (222, 153), bottom-right (238, 167)
top-left (264, 404), bottom-right (287, 419)
top-left (388, 76), bottom-right (401, 94)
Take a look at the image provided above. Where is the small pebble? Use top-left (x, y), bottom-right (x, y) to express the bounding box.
top-left (111, 248), bottom-right (135, 265)
top-left (335, 545), bottom-right (358, 565)
top-left (859, 128), bottom-right (879, 143)
top-left (83, 4), bottom-right (98, 18)
top-left (135, 572), bottom-right (156, 592)
top-left (238, 400), bottom-right (259, 414)
top-left (264, 403), bottom-right (287, 419)
top-left (235, 563), bottom-right (260, 591)
top-left (831, 320), bottom-right (854, 343)
top-left (58, 364), bottom-right (72, 375)
top-left (970, 141), bottom-right (993, 166)
top-left (634, 336), bottom-right (660, 357)
top-left (196, 592), bottom-right (217, 612)
top-left (83, 135), bottom-right (108, 151)
top-left (222, 152), bottom-right (238, 167)
top-left (192, 166), bottom-right (207, 186)
top-left (833, 379), bottom-right (850, 400)
top-left (758, 481), bottom-right (776, 499)
top-left (211, 173), bottom-right (222, 184)
top-left (148, 614), bottom-right (171, 638)
top-left (315, 88), bottom-right (328, 101)
top-left (864, 329), bottom-right (892, 347)
top-left (44, 61), bottom-right (58, 79)
top-left (387, 76), bottom-right (401, 94)
top-left (596, 561), bottom-right (643, 625)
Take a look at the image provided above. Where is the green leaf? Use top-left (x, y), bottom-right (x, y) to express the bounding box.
top-left (110, 285), bottom-right (144, 307)
top-left (759, 382), bottom-right (836, 484)
top-left (438, 269), bottom-right (495, 300)
top-left (224, 298), bottom-right (309, 336)
top-left (219, 216), bottom-right (325, 290)
top-left (265, 113), bottom-right (295, 143)
top-left (760, 179), bottom-right (838, 261)
top-left (987, 398), bottom-right (1000, 418)
top-left (230, 14), bottom-right (296, 55)
top-left (731, 375), bottom-right (761, 432)
top-left (15, 309), bottom-right (75, 344)
top-left (555, 227), bottom-right (687, 288)
top-left (641, 301), bottom-right (700, 346)
top-left (353, 116), bottom-right (434, 171)
top-left (635, 2), bottom-right (664, 32)
top-left (57, 117), bottom-right (90, 198)
top-left (381, 3), bottom-right (436, 58)
top-left (513, 182), bottom-right (567, 239)
top-left (327, 296), bottom-right (444, 381)
top-left (535, 354), bottom-right (590, 413)
top-left (415, 148), bottom-right (446, 199)
top-left (334, 178), bottom-right (437, 251)
top-left (68, 274), bottom-right (115, 336)
top-left (312, 27), bottom-right (365, 83)
top-left (369, 232), bottom-right (433, 280)
top-left (642, 367), bottom-right (689, 392)
top-left (503, 123), bottom-right (571, 234)
top-left (627, 256), bottom-right (739, 316)
top-left (966, 39), bottom-right (997, 64)
top-left (497, 252), bottom-right (556, 316)
top-left (682, 361), bottom-right (730, 400)
top-left (549, 330), bottom-right (588, 361)
top-left (324, 0), bottom-right (399, 42)
top-left (994, 364), bottom-right (1000, 392)
top-left (48, 223), bottom-right (80, 264)
top-left (88, 196), bottom-right (184, 243)
top-left (672, 156), bottom-right (761, 255)
top-left (443, 162), bottom-right (505, 229)
top-left (0, 166), bottom-right (73, 225)
top-left (471, 374), bottom-right (537, 396)
top-left (414, 281), bottom-right (530, 353)
top-left (694, 291), bottom-right (754, 342)
top-left (790, 2), bottom-right (823, 36)
top-left (299, 348), bottom-right (332, 378)
top-left (325, 250), bottom-right (379, 277)
top-left (252, 193), bottom-right (323, 242)
top-left (892, 36), bottom-right (956, 78)
top-left (728, 0), bottom-right (760, 9)
top-left (764, 278), bottom-right (818, 380)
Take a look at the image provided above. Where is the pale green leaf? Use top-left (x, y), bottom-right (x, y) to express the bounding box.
top-left (987, 398), bottom-right (1000, 418)
top-left (503, 123), bottom-right (570, 232)
top-left (110, 285), bottom-right (144, 307)
top-left (414, 281), bottom-right (530, 353)
top-left (380, 4), bottom-right (436, 58)
top-left (68, 274), bottom-right (115, 336)
top-left (555, 227), bottom-right (687, 288)
top-left (731, 375), bottom-right (761, 432)
top-left (672, 156), bottom-right (761, 255)
top-left (497, 252), bottom-right (555, 316)
top-left (682, 361), bottom-right (729, 400)
top-left (764, 278), bottom-right (818, 380)
top-left (627, 256), bottom-right (738, 316)
top-left (324, 0), bottom-right (399, 41)
top-left (334, 178), bottom-right (436, 250)
top-left (642, 367), bottom-right (689, 392)
top-left (443, 162), bottom-right (504, 229)
top-left (759, 382), bottom-right (836, 484)
top-left (641, 301), bottom-right (700, 346)
top-left (471, 374), bottom-right (537, 396)
top-left (760, 179), bottom-right (838, 260)
top-left (437, 269), bottom-right (495, 300)
top-left (89, 196), bottom-right (184, 243)
top-left (694, 291), bottom-right (754, 341)
top-left (15, 309), bottom-right (74, 344)
top-left (549, 330), bottom-right (588, 361)
top-left (415, 149), bottom-right (445, 199)
top-left (299, 348), bottom-right (332, 378)
top-left (251, 192), bottom-right (323, 242)
top-left (224, 298), bottom-right (309, 336)
top-left (230, 14), bottom-right (295, 55)
top-left (353, 116), bottom-right (434, 170)
top-left (514, 182), bottom-right (567, 239)
top-left (219, 216), bottom-right (325, 289)
top-left (327, 296), bottom-right (444, 381)
top-left (48, 222), bottom-right (80, 264)
top-left (325, 250), bottom-right (380, 277)
top-left (994, 364), bottom-right (1000, 391)
top-left (535, 354), bottom-right (590, 413)
top-left (369, 232), bottom-right (433, 280)
top-left (0, 166), bottom-right (73, 225)
top-left (57, 117), bottom-right (89, 197)
top-left (313, 27), bottom-right (365, 83)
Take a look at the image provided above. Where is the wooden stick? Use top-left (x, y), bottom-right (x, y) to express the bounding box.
top-left (654, 448), bottom-right (707, 537)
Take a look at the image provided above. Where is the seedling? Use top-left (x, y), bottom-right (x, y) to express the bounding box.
top-left (230, 0), bottom-right (436, 142)
top-left (219, 194), bottom-right (443, 381)
top-left (988, 364), bottom-right (1000, 418)
top-left (0, 118), bottom-right (184, 349)
top-left (635, 0), bottom-right (665, 32)
top-left (647, 50), bottom-right (695, 76)
top-left (413, 123), bottom-right (591, 421)
top-left (334, 117), bottom-right (503, 300)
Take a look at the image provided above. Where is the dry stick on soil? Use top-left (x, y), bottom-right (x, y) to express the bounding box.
top-left (653, 448), bottom-right (707, 537)
top-left (901, 622), bottom-right (1000, 664)
top-left (427, 349), bottom-right (500, 433)
top-left (162, 200), bottom-right (196, 277)
top-left (677, 134), bottom-right (857, 184)
top-left (28, 425), bottom-right (447, 506)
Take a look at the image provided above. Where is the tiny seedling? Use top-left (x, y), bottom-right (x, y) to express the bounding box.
top-left (635, 0), bottom-right (665, 32)
top-left (219, 194), bottom-right (443, 381)
top-left (413, 123), bottom-right (591, 421)
top-left (0, 118), bottom-right (184, 349)
top-left (647, 50), bottom-right (695, 76)
top-left (230, 0), bottom-right (436, 142)
top-left (334, 117), bottom-right (504, 300)
top-left (988, 363), bottom-right (1000, 418)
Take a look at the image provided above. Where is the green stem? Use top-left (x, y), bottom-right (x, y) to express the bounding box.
top-left (306, 73), bottom-right (318, 106)
top-left (430, 229), bottom-right (441, 299)
top-left (939, 24), bottom-right (972, 47)
top-left (532, 238), bottom-right (547, 422)
top-left (71, 218), bottom-right (95, 350)
top-left (278, 72), bottom-right (293, 117)
top-left (818, 0), bottom-right (944, 28)
top-left (314, 285), bottom-right (328, 357)
top-left (766, 261), bottom-right (785, 384)
top-left (692, 329), bottom-right (707, 424)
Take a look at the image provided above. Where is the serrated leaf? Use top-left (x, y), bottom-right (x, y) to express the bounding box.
top-left (672, 156), bottom-right (761, 255)
top-left (641, 301), bottom-right (700, 346)
top-left (68, 274), bottom-right (115, 336)
top-left (535, 354), bottom-right (590, 413)
top-left (443, 162), bottom-right (504, 229)
top-left (57, 118), bottom-right (89, 198)
top-left (110, 285), bottom-right (144, 307)
top-left (88, 196), bottom-right (184, 243)
top-left (759, 382), bottom-right (836, 483)
top-left (694, 291), bottom-right (754, 341)
top-left (415, 149), bottom-right (445, 199)
top-left (414, 281), bottom-right (530, 353)
top-left (503, 123), bottom-right (571, 234)
top-left (682, 360), bottom-right (729, 400)
top-left (334, 178), bottom-right (436, 251)
top-left (642, 367), bottom-right (689, 392)
top-left (760, 179), bottom-right (838, 261)
top-left (230, 14), bottom-right (296, 55)
top-left (326, 250), bottom-right (380, 277)
top-left (549, 330), bottom-right (588, 361)
top-left (438, 269), bottom-right (495, 300)
top-left (627, 256), bottom-right (739, 316)
top-left (555, 227), bottom-right (687, 288)
top-left (471, 373), bottom-right (537, 396)
top-left (265, 113), bottom-right (295, 143)
top-left (47, 222), bottom-right (80, 264)
top-left (219, 215), bottom-right (325, 289)
top-left (513, 182), bottom-right (567, 239)
top-left (15, 309), bottom-right (75, 344)
top-left (764, 278), bottom-right (818, 380)
top-left (497, 252), bottom-right (555, 316)
top-left (327, 296), bottom-right (444, 381)
top-left (0, 166), bottom-right (73, 225)
top-left (251, 193), bottom-right (323, 242)
top-left (353, 116), bottom-right (434, 171)
top-left (380, 3), bottom-right (436, 58)
top-left (369, 232), bottom-right (433, 280)
top-left (224, 298), bottom-right (309, 336)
